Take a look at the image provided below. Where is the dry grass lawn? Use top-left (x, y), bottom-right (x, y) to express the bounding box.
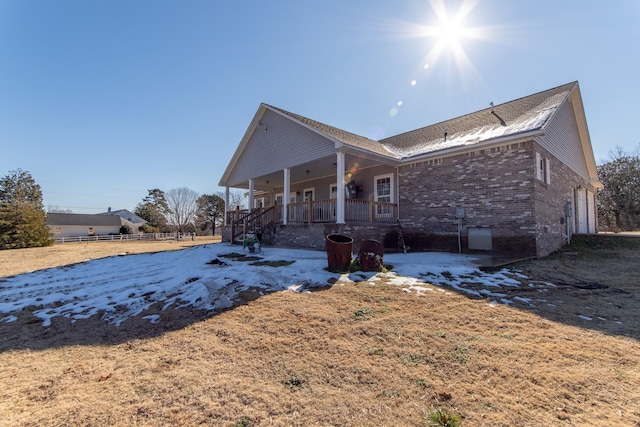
top-left (1, 235), bottom-right (639, 426)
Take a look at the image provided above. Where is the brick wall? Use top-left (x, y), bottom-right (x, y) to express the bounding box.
top-left (222, 223), bottom-right (398, 254)
top-left (532, 144), bottom-right (592, 257)
top-left (397, 140), bottom-right (593, 258)
top-left (398, 141), bottom-right (538, 256)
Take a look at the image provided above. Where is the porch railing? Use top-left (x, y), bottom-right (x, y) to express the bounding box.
top-left (227, 199), bottom-right (397, 229)
top-left (229, 205), bottom-right (277, 243)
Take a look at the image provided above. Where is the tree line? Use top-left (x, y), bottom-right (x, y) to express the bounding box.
top-left (132, 187), bottom-right (244, 235)
top-left (0, 168), bottom-right (246, 249)
top-left (597, 146), bottom-right (640, 231)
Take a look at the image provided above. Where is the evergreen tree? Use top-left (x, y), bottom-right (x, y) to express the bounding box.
top-left (0, 169), bottom-right (53, 249)
top-left (134, 189), bottom-right (170, 232)
top-left (195, 193), bottom-right (225, 235)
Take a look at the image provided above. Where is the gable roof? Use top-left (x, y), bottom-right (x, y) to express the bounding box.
top-left (100, 209), bottom-right (147, 224)
top-left (381, 82), bottom-right (577, 159)
top-left (220, 81), bottom-right (599, 187)
top-left (265, 105), bottom-right (400, 159)
top-left (46, 213), bottom-right (122, 227)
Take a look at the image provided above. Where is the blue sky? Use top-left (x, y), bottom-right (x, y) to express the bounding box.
top-left (1, 0), bottom-right (638, 213)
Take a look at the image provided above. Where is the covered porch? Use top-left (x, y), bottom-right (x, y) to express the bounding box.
top-left (226, 197), bottom-right (398, 244)
top-left (218, 103), bottom-right (401, 244)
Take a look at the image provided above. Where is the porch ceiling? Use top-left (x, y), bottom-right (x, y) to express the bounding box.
top-left (233, 152), bottom-right (392, 191)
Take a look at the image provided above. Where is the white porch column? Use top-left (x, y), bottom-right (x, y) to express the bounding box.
top-left (224, 186), bottom-right (230, 226)
top-left (248, 179), bottom-right (254, 209)
top-left (336, 151), bottom-right (345, 224)
top-left (283, 167), bottom-right (290, 225)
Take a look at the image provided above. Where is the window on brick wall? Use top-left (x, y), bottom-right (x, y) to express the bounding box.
top-left (536, 152), bottom-right (551, 184)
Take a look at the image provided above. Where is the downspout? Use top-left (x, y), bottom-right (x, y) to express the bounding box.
top-left (395, 165), bottom-right (400, 220)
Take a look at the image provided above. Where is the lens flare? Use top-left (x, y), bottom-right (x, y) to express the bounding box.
top-left (410, 0), bottom-right (487, 85)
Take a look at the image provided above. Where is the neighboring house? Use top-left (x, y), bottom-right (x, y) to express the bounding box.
top-left (219, 82), bottom-right (601, 258)
top-left (100, 207), bottom-right (147, 233)
top-left (46, 213), bottom-right (123, 238)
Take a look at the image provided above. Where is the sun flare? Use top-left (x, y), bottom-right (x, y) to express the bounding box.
top-left (434, 15), bottom-right (465, 47)
top-left (413, 0), bottom-right (487, 84)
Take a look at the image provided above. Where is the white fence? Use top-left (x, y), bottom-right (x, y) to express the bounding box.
top-left (54, 232), bottom-right (195, 244)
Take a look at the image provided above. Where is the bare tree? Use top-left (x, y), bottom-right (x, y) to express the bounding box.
top-left (227, 189), bottom-right (247, 210)
top-left (597, 145), bottom-right (640, 231)
top-left (165, 187), bottom-right (199, 232)
top-left (47, 205), bottom-right (73, 213)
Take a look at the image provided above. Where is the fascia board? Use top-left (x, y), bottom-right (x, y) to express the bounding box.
top-left (218, 104), bottom-right (269, 187)
top-left (569, 86), bottom-right (601, 185)
top-left (398, 130), bottom-right (544, 164)
top-left (337, 145), bottom-right (402, 165)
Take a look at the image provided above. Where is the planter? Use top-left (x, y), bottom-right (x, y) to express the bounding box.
top-left (326, 234), bottom-right (353, 272)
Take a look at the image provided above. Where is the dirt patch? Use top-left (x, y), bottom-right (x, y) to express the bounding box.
top-left (0, 234), bottom-right (639, 426)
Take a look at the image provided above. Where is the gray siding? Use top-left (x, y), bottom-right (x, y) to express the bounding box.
top-left (539, 98), bottom-right (590, 179)
top-left (226, 110), bottom-right (337, 186)
top-left (265, 164), bottom-right (396, 204)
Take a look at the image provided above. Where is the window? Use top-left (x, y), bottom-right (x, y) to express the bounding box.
top-left (303, 187), bottom-right (315, 202)
top-left (254, 197), bottom-right (265, 208)
top-left (288, 192), bottom-right (297, 221)
top-left (374, 173), bottom-right (394, 217)
top-left (329, 184), bottom-right (338, 199)
top-left (536, 152), bottom-right (551, 184)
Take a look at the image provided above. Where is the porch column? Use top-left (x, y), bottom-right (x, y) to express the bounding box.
top-left (283, 168), bottom-right (290, 225)
top-left (248, 179), bottom-right (254, 210)
top-left (224, 186), bottom-right (230, 226)
top-left (336, 151), bottom-right (345, 224)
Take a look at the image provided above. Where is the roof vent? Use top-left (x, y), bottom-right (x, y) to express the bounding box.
top-left (490, 102), bottom-right (494, 113)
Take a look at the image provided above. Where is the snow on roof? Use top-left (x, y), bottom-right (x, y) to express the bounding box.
top-left (263, 83), bottom-right (575, 161)
top-left (381, 83), bottom-right (575, 159)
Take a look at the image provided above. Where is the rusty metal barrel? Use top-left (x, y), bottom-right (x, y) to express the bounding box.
top-left (358, 239), bottom-right (385, 272)
top-left (325, 234), bottom-right (353, 272)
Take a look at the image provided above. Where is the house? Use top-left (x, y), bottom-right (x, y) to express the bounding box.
top-left (100, 207), bottom-right (147, 233)
top-left (46, 213), bottom-right (124, 238)
top-left (218, 82), bottom-right (601, 258)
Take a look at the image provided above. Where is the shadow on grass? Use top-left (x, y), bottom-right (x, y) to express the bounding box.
top-left (2, 235), bottom-right (638, 351)
top-left (0, 251), bottom-right (334, 352)
top-left (452, 234), bottom-right (640, 342)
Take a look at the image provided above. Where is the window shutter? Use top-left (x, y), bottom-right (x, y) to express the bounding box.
top-left (535, 152), bottom-right (542, 181)
top-left (545, 158), bottom-right (551, 184)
